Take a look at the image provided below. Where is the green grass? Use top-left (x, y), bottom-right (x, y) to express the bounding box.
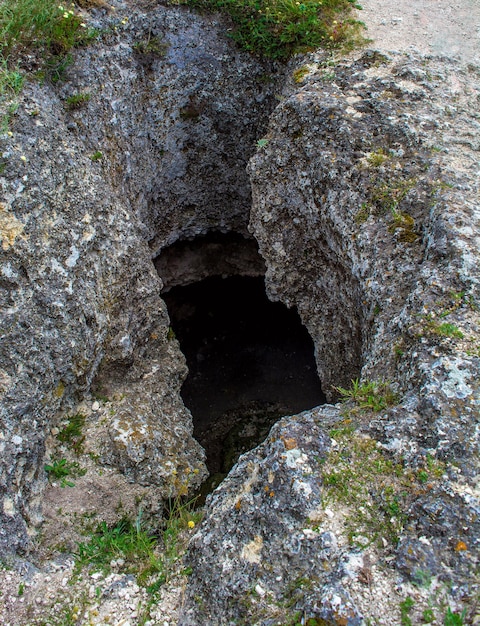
top-left (444, 608), bottom-right (467, 626)
top-left (334, 378), bottom-right (397, 412)
top-left (0, 59), bottom-right (23, 96)
top-left (74, 497), bottom-right (201, 593)
top-left (57, 413), bottom-right (85, 453)
top-left (0, 0), bottom-right (97, 88)
top-left (421, 315), bottom-right (465, 340)
top-left (184, 0), bottom-right (366, 60)
top-left (75, 516), bottom-right (158, 573)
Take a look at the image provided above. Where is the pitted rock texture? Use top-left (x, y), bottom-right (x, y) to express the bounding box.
top-left (0, 0), bottom-right (279, 555)
top-left (0, 0), bottom-right (479, 623)
top-left (180, 407), bottom-right (366, 626)
top-left (180, 51), bottom-right (479, 623)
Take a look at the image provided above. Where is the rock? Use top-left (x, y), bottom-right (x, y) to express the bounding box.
top-left (180, 50), bottom-right (479, 622)
top-left (0, 1), bottom-right (279, 554)
top-left (180, 407), bottom-right (364, 625)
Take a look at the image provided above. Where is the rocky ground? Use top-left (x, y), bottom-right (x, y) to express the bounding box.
top-left (0, 0), bottom-right (479, 625)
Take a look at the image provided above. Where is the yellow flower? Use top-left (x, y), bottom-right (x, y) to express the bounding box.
top-left (121, 17), bottom-right (128, 24)
top-left (20, 155), bottom-right (27, 162)
top-left (187, 520), bottom-right (195, 529)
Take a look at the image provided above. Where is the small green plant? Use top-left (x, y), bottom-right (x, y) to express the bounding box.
top-left (421, 315), bottom-right (464, 340)
top-left (417, 470), bottom-right (429, 484)
top-left (133, 34), bottom-right (169, 57)
top-left (366, 148), bottom-right (388, 167)
top-left (435, 323), bottom-right (464, 339)
top-left (389, 210), bottom-right (419, 243)
top-left (369, 177), bottom-right (417, 214)
top-left (89, 150), bottom-right (103, 161)
top-left (412, 567), bottom-right (432, 588)
top-left (150, 494), bottom-right (202, 586)
top-left (17, 582), bottom-right (24, 596)
top-left (64, 92), bottom-right (91, 110)
top-left (256, 138), bottom-right (269, 148)
top-left (444, 608), bottom-right (467, 626)
top-left (354, 201), bottom-right (370, 224)
top-left (422, 608), bottom-right (435, 623)
top-left (334, 378), bottom-right (397, 412)
top-left (57, 413), bottom-right (85, 453)
top-left (400, 596), bottom-right (415, 626)
top-left (0, 60), bottom-right (23, 129)
top-left (45, 457), bottom-right (86, 487)
top-left (185, 0), bottom-right (367, 60)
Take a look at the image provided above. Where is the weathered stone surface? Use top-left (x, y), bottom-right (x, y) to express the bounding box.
top-left (180, 406), bottom-right (366, 626)
top-left (180, 51), bottom-right (480, 623)
top-left (0, 0), bottom-right (278, 555)
top-left (0, 0), bottom-right (479, 622)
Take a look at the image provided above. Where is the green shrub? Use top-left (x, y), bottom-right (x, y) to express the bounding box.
top-left (184, 0), bottom-right (366, 60)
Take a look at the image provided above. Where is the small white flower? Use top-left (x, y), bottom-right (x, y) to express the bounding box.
top-left (20, 155), bottom-right (27, 162)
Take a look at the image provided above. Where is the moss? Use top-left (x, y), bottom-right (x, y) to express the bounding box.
top-left (319, 426), bottom-right (437, 548)
top-left (292, 66), bottom-right (310, 83)
top-left (388, 210), bottom-right (419, 243)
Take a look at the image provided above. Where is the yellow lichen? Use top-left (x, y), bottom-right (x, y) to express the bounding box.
top-left (0, 202), bottom-right (26, 250)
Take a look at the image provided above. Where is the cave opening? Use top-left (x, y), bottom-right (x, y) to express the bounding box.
top-left (158, 234), bottom-right (326, 488)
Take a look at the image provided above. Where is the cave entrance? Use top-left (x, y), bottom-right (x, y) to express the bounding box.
top-left (158, 235), bottom-right (325, 488)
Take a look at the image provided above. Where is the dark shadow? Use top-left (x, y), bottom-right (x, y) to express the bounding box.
top-left (162, 275), bottom-right (326, 488)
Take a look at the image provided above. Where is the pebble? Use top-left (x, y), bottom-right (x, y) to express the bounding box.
top-left (255, 584), bottom-right (266, 597)
top-left (92, 401), bottom-right (100, 411)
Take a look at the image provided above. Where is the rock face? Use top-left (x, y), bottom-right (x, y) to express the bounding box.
top-left (0, 1), bottom-right (278, 555)
top-left (0, 1), bottom-right (479, 623)
top-left (180, 52), bottom-right (480, 622)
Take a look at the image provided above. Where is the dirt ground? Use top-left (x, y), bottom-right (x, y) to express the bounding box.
top-left (361, 0), bottom-right (480, 63)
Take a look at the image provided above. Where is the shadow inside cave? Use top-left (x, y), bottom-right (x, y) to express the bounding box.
top-left (162, 274), bottom-right (326, 488)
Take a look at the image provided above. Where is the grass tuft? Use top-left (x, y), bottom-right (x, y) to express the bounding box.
top-left (334, 378), bottom-right (397, 412)
top-left (184, 0), bottom-right (367, 60)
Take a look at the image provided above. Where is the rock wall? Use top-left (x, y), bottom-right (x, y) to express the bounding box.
top-left (0, 1), bottom-right (279, 555)
top-left (0, 1), bottom-right (479, 621)
top-left (180, 51), bottom-right (480, 623)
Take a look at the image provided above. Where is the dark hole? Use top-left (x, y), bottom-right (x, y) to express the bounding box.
top-left (162, 275), bottom-right (326, 490)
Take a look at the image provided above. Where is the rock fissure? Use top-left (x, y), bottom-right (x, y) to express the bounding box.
top-left (0, 1), bottom-right (479, 624)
